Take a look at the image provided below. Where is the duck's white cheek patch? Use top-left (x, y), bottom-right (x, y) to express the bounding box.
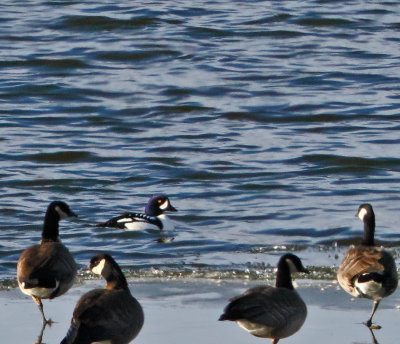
top-left (91, 259), bottom-right (106, 275)
top-left (159, 200), bottom-right (169, 210)
top-left (358, 208), bottom-right (367, 221)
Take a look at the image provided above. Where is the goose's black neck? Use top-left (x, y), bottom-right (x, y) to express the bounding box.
top-left (104, 262), bottom-right (129, 291)
top-left (362, 215), bottom-right (375, 246)
top-left (275, 259), bottom-right (294, 290)
top-left (41, 206), bottom-right (60, 243)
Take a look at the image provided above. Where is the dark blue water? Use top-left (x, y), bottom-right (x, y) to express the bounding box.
top-left (1, 0), bottom-right (400, 282)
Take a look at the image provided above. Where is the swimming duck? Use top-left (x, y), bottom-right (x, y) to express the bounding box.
top-left (219, 253), bottom-right (308, 344)
top-left (17, 201), bottom-right (77, 324)
top-left (97, 194), bottom-right (177, 231)
top-left (60, 253), bottom-right (144, 344)
top-left (337, 203), bottom-right (398, 328)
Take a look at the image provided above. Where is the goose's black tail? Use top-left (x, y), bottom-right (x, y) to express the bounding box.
top-left (60, 319), bottom-right (80, 344)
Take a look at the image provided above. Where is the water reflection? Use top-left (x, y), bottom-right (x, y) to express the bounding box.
top-left (156, 236), bottom-right (175, 243)
top-left (368, 327), bottom-right (379, 344)
top-left (34, 322), bottom-right (47, 344)
top-left (353, 327), bottom-right (380, 344)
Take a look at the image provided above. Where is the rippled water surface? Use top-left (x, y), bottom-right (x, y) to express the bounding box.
top-left (1, 0), bottom-right (400, 282)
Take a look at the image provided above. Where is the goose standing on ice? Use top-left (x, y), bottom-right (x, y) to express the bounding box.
top-left (219, 253), bottom-right (308, 344)
top-left (17, 201), bottom-right (77, 324)
top-left (337, 203), bottom-right (398, 328)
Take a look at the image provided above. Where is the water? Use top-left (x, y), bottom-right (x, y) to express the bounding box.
top-left (1, 0), bottom-right (400, 283)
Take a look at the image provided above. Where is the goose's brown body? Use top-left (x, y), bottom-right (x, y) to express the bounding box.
top-left (61, 254), bottom-right (144, 344)
top-left (219, 254), bottom-right (308, 344)
top-left (337, 204), bottom-right (398, 327)
top-left (17, 241), bottom-right (76, 300)
top-left (338, 246), bottom-right (397, 299)
top-left (17, 201), bottom-right (77, 324)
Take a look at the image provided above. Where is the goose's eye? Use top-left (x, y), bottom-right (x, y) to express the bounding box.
top-left (91, 258), bottom-right (100, 266)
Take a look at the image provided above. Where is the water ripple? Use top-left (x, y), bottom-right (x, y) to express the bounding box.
top-left (55, 15), bottom-right (159, 31)
top-left (1, 0), bottom-right (400, 282)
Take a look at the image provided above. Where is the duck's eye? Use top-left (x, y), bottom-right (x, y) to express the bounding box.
top-left (158, 199), bottom-right (162, 204)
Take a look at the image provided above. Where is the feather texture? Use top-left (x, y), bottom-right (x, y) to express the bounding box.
top-left (60, 254), bottom-right (144, 344)
top-left (219, 254), bottom-right (308, 343)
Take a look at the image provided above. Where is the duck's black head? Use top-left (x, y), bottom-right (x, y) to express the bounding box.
top-left (90, 253), bottom-right (128, 290)
top-left (145, 194), bottom-right (177, 217)
top-left (276, 254), bottom-right (308, 289)
top-left (357, 203), bottom-right (375, 246)
top-left (42, 201), bottom-right (77, 242)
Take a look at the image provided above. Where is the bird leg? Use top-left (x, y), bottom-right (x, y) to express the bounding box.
top-left (364, 300), bottom-right (381, 329)
top-left (32, 296), bottom-right (53, 325)
top-left (272, 339), bottom-right (280, 344)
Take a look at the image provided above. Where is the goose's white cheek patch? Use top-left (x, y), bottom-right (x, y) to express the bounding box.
top-left (91, 259), bottom-right (106, 275)
top-left (286, 259), bottom-right (298, 274)
top-left (358, 208), bottom-right (368, 221)
top-left (55, 206), bottom-right (69, 220)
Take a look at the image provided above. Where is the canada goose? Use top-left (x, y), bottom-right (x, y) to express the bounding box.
top-left (219, 254), bottom-right (308, 344)
top-left (97, 194), bottom-right (177, 231)
top-left (17, 201), bottom-right (77, 324)
top-left (337, 203), bottom-right (398, 328)
top-left (60, 253), bottom-right (144, 344)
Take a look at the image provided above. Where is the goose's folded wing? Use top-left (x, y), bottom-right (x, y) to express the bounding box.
top-left (339, 247), bottom-right (384, 282)
top-left (18, 243), bottom-right (76, 287)
top-left (221, 287), bottom-right (303, 328)
top-left (71, 289), bottom-right (140, 342)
